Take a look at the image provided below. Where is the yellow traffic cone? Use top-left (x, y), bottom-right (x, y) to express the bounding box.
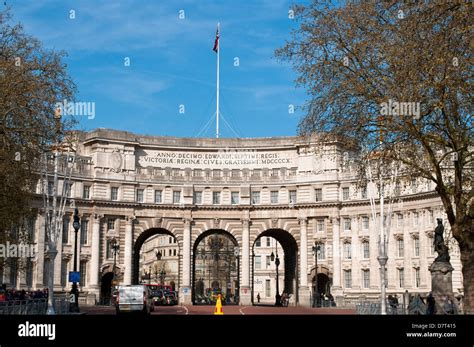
top-left (214, 294), bottom-right (224, 315)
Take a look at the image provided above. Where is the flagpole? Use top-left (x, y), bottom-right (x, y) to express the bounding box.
top-left (216, 22), bottom-right (220, 139)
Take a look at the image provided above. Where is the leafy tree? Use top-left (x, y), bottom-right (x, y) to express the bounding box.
top-left (277, 1), bottom-right (473, 312)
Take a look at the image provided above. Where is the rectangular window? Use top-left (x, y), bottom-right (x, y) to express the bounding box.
top-left (270, 191), bottom-right (279, 204)
top-left (107, 219), bottom-right (115, 231)
top-left (80, 219), bottom-right (88, 245)
top-left (255, 256), bottom-right (261, 269)
top-left (289, 190), bottom-right (297, 204)
top-left (266, 255), bottom-right (271, 268)
top-left (65, 182), bottom-right (72, 197)
top-left (317, 219), bottom-right (325, 232)
top-left (47, 181), bottom-right (54, 196)
top-left (61, 260), bottom-right (68, 287)
top-left (362, 241), bottom-right (370, 259)
top-left (344, 218), bottom-right (351, 231)
top-left (173, 191), bottom-right (181, 204)
top-left (342, 187), bottom-right (350, 200)
top-left (317, 244), bottom-right (325, 260)
top-left (62, 216), bottom-right (69, 244)
top-left (155, 190), bottom-right (162, 203)
top-left (265, 279), bottom-right (271, 297)
top-left (414, 268), bottom-right (420, 288)
top-left (266, 237), bottom-right (271, 247)
top-left (106, 240), bottom-right (112, 259)
top-left (111, 187), bottom-right (118, 201)
top-left (212, 191), bottom-right (220, 205)
top-left (251, 191), bottom-right (260, 205)
top-left (414, 238), bottom-right (420, 257)
top-left (82, 185), bottom-right (90, 199)
top-left (344, 243), bottom-right (352, 260)
top-left (397, 239), bottom-right (404, 257)
top-left (411, 179), bottom-right (417, 193)
top-left (398, 268), bottom-right (405, 288)
top-left (136, 189), bottom-right (144, 203)
top-left (79, 262), bottom-right (87, 287)
top-left (430, 239), bottom-right (435, 256)
top-left (344, 270), bottom-right (352, 288)
top-left (255, 239), bottom-right (261, 247)
top-left (428, 210), bottom-right (434, 225)
top-left (362, 216), bottom-right (369, 230)
top-left (315, 188), bottom-right (322, 202)
top-left (413, 212), bottom-right (419, 226)
top-left (231, 192), bottom-right (239, 205)
top-left (361, 186), bottom-right (367, 199)
top-left (362, 269), bottom-right (370, 289)
top-left (398, 214), bottom-right (404, 228)
top-left (193, 191), bottom-right (202, 205)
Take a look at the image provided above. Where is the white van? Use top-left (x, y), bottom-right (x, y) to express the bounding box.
top-left (116, 285), bottom-right (154, 315)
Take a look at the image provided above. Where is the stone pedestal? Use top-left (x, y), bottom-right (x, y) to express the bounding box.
top-left (179, 286), bottom-right (192, 305)
top-left (298, 286), bottom-right (311, 307)
top-left (239, 286), bottom-right (252, 306)
top-left (429, 261), bottom-right (454, 314)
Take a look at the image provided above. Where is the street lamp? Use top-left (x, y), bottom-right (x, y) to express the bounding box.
top-left (155, 250), bottom-right (166, 286)
top-left (110, 237), bottom-right (120, 302)
top-left (270, 248), bottom-right (281, 306)
top-left (312, 243), bottom-right (321, 308)
top-left (69, 208), bottom-right (80, 313)
top-left (234, 248), bottom-right (239, 304)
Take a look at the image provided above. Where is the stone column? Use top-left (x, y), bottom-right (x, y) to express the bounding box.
top-left (88, 214), bottom-right (101, 296)
top-left (240, 218), bottom-right (251, 305)
top-left (298, 217), bottom-right (310, 306)
top-left (331, 217), bottom-right (342, 294)
top-left (351, 216), bottom-right (360, 290)
top-left (180, 218), bottom-right (192, 304)
top-left (123, 216), bottom-right (135, 285)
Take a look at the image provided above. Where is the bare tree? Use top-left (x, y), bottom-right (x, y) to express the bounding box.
top-left (0, 9), bottom-right (76, 279)
top-left (276, 1), bottom-right (473, 312)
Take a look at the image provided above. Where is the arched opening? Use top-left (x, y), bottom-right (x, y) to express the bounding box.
top-left (310, 266), bottom-right (333, 307)
top-left (100, 272), bottom-right (113, 305)
top-left (192, 229), bottom-right (239, 305)
top-left (252, 229), bottom-right (298, 306)
top-left (132, 228), bottom-right (179, 287)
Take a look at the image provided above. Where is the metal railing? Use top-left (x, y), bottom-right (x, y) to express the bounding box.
top-left (0, 298), bottom-right (71, 315)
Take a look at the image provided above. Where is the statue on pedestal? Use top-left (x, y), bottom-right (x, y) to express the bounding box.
top-left (434, 218), bottom-right (450, 262)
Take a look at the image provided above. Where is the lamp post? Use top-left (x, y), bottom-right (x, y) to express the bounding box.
top-left (270, 248), bottom-right (281, 306)
top-left (69, 208), bottom-right (80, 313)
top-left (155, 250), bottom-right (166, 286)
top-left (110, 237), bottom-right (119, 303)
top-left (312, 243), bottom-right (321, 308)
top-left (234, 248), bottom-right (239, 304)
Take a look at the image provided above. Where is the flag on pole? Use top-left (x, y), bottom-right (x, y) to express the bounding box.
top-left (212, 25), bottom-right (219, 53)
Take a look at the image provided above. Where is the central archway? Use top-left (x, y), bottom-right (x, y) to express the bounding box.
top-left (132, 228), bottom-right (178, 285)
top-left (192, 229), bottom-right (239, 305)
top-left (252, 229), bottom-right (298, 305)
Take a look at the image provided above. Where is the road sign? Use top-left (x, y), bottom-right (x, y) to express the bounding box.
top-left (69, 293), bottom-right (76, 303)
top-left (69, 271), bottom-right (80, 283)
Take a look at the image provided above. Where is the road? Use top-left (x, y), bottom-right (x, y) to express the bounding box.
top-left (80, 304), bottom-right (355, 315)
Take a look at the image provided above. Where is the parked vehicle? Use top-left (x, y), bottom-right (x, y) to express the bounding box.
top-left (116, 285), bottom-right (154, 315)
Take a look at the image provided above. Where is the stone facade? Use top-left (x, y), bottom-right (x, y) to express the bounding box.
top-left (1, 128), bottom-right (463, 306)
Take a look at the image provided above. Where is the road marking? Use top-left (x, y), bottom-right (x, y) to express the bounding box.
top-left (239, 307), bottom-right (246, 315)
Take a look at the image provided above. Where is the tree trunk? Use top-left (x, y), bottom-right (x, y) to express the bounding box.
top-left (460, 245), bottom-right (474, 314)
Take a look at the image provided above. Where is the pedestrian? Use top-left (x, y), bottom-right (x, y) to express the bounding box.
top-left (257, 293), bottom-right (260, 303)
top-left (426, 292), bottom-right (436, 315)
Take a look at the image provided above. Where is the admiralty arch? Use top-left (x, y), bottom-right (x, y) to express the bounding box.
top-left (4, 128), bottom-right (463, 306)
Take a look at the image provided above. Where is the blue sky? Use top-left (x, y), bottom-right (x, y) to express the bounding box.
top-left (8, 0), bottom-right (309, 138)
